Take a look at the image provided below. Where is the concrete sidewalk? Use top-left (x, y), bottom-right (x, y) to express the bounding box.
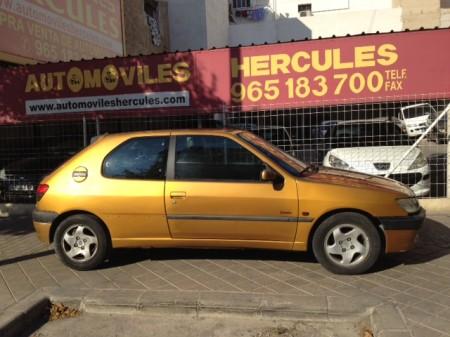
top-left (0, 204), bottom-right (449, 336)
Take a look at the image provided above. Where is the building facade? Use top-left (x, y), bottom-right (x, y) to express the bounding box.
top-left (0, 0), bottom-right (170, 66)
top-left (168, 0), bottom-right (450, 51)
top-left (0, 3), bottom-right (449, 202)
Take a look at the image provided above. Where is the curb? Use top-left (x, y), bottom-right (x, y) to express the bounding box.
top-left (0, 288), bottom-right (411, 337)
top-left (0, 290), bottom-right (49, 337)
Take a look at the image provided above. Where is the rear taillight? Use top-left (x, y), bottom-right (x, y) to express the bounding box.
top-left (36, 184), bottom-right (49, 201)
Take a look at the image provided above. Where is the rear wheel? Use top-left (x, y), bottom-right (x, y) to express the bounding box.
top-left (54, 214), bottom-right (110, 270)
top-left (312, 212), bottom-right (382, 274)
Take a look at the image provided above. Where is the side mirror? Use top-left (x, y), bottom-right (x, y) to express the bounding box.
top-left (260, 167), bottom-right (277, 181)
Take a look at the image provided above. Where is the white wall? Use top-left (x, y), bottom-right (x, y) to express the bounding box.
top-left (168, 0), bottom-right (207, 51)
top-left (276, 0), bottom-right (394, 17)
top-left (169, 0), bottom-right (402, 51)
top-left (302, 8), bottom-right (403, 38)
top-left (205, 0), bottom-right (229, 49)
top-left (229, 7), bottom-right (402, 47)
top-left (229, 20), bottom-right (277, 46)
top-left (348, 0), bottom-right (393, 11)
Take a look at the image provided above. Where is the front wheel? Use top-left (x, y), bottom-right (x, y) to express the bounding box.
top-left (312, 212), bottom-right (382, 275)
top-left (54, 214), bottom-right (110, 271)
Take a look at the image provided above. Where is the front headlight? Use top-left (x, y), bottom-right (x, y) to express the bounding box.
top-left (397, 197), bottom-right (420, 214)
top-left (408, 152), bottom-right (427, 170)
top-left (328, 154), bottom-right (351, 170)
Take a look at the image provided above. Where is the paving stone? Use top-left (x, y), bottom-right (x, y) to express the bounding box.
top-left (420, 315), bottom-right (450, 335)
top-left (1, 211), bottom-right (450, 334)
top-left (402, 306), bottom-right (434, 324)
top-left (378, 331), bottom-right (413, 337)
top-left (437, 308), bottom-right (450, 321)
top-left (372, 303), bottom-right (408, 332)
top-left (411, 300), bottom-right (448, 315)
top-left (390, 292), bottom-right (423, 306)
top-left (410, 323), bottom-right (444, 337)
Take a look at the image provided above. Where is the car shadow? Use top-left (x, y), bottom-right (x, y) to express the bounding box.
top-left (0, 250), bottom-right (54, 267)
top-left (0, 203), bottom-right (35, 236)
top-left (104, 217), bottom-right (450, 272)
top-left (1, 205), bottom-right (448, 273)
top-left (103, 247), bottom-right (317, 270)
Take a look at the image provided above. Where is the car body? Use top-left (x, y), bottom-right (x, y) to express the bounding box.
top-left (0, 155), bottom-right (71, 202)
top-left (393, 103), bottom-right (435, 138)
top-left (32, 129), bottom-right (425, 274)
top-left (311, 120), bottom-right (339, 139)
top-left (321, 120), bottom-right (430, 197)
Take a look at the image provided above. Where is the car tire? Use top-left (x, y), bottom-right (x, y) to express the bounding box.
top-left (312, 212), bottom-right (382, 275)
top-left (54, 214), bottom-right (110, 271)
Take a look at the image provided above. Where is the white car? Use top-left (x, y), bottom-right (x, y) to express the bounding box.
top-left (393, 103), bottom-right (435, 137)
top-left (322, 120), bottom-right (430, 197)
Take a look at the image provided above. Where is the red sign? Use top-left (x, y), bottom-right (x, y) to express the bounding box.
top-left (0, 0), bottom-right (123, 63)
top-left (0, 29), bottom-right (449, 124)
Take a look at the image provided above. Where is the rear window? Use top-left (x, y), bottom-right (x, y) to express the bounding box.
top-left (102, 137), bottom-right (169, 180)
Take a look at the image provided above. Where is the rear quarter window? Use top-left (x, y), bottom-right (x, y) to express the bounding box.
top-left (102, 137), bottom-right (169, 180)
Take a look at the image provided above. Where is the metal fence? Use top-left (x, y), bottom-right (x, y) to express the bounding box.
top-left (0, 96), bottom-right (448, 202)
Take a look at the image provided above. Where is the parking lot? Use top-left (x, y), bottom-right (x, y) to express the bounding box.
top-left (0, 204), bottom-right (449, 336)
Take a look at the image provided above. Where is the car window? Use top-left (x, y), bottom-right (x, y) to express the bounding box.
top-left (175, 135), bottom-right (265, 181)
top-left (402, 104), bottom-right (434, 119)
top-left (103, 137), bottom-right (169, 180)
top-left (332, 122), bottom-right (412, 147)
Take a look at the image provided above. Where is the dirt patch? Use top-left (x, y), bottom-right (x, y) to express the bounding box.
top-left (48, 303), bottom-right (80, 321)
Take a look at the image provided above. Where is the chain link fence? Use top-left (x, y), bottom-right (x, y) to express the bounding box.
top-left (0, 95), bottom-right (448, 202)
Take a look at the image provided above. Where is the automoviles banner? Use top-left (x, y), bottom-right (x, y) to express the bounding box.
top-left (0, 28), bottom-right (449, 123)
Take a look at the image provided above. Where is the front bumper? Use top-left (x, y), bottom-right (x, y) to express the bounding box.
top-left (379, 208), bottom-right (426, 253)
top-left (32, 209), bottom-right (59, 244)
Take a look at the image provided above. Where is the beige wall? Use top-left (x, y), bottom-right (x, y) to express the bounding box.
top-left (395, 0), bottom-right (441, 29)
top-left (123, 0), bottom-right (169, 55)
top-left (442, 8), bottom-right (450, 26)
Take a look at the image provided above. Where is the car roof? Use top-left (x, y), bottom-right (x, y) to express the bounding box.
top-left (99, 128), bottom-right (243, 141)
top-left (400, 103), bottom-right (432, 111)
top-left (229, 123), bottom-right (288, 130)
top-left (335, 118), bottom-right (391, 125)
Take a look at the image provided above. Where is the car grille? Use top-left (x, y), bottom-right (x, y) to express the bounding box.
top-left (387, 173), bottom-right (422, 187)
top-left (374, 162), bottom-right (390, 170)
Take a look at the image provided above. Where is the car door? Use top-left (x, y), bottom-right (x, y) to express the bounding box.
top-left (95, 136), bottom-right (171, 241)
top-left (165, 134), bottom-right (298, 245)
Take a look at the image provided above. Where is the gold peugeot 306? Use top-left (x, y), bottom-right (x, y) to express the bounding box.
top-left (32, 129), bottom-right (425, 274)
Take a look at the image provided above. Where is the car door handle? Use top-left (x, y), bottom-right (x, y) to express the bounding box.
top-left (170, 191), bottom-right (186, 199)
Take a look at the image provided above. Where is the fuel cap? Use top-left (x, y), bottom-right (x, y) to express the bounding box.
top-left (72, 166), bottom-right (88, 183)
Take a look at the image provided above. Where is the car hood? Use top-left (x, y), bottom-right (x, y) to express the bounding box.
top-left (325, 146), bottom-right (423, 175)
top-left (301, 167), bottom-right (414, 196)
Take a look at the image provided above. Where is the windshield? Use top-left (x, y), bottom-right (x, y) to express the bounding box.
top-left (402, 105), bottom-right (434, 119)
top-left (238, 131), bottom-right (307, 177)
top-left (332, 122), bottom-right (412, 147)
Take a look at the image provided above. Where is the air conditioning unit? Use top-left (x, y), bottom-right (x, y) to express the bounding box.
top-left (299, 9), bottom-right (312, 17)
top-left (298, 4), bottom-right (312, 17)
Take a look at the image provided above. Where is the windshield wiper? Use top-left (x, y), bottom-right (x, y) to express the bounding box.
top-left (299, 163), bottom-right (319, 175)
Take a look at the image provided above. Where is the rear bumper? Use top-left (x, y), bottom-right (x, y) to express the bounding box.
top-left (32, 209), bottom-right (58, 244)
top-left (379, 208), bottom-right (426, 253)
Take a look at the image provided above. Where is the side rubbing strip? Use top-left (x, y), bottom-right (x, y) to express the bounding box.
top-left (167, 215), bottom-right (314, 222)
